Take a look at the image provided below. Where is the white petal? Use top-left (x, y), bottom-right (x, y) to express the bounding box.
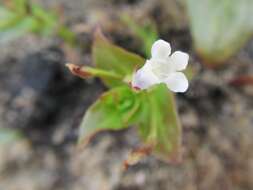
top-left (170, 51), bottom-right (189, 71)
top-left (163, 72), bottom-right (188, 92)
top-left (132, 61), bottom-right (160, 90)
top-left (151, 39), bottom-right (171, 59)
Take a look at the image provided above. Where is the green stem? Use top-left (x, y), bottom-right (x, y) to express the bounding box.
top-left (145, 90), bottom-right (158, 141)
top-left (84, 67), bottom-right (123, 79)
top-left (66, 63), bottom-right (123, 80)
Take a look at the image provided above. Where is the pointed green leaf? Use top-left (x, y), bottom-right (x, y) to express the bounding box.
top-left (92, 29), bottom-right (145, 87)
top-left (30, 4), bottom-right (58, 35)
top-left (187, 0), bottom-right (253, 64)
top-left (137, 84), bottom-right (182, 162)
top-left (78, 86), bottom-right (141, 147)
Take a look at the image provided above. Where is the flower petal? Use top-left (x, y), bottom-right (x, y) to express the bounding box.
top-left (170, 51), bottom-right (189, 71)
top-left (164, 72), bottom-right (188, 92)
top-left (151, 39), bottom-right (171, 59)
top-left (132, 61), bottom-right (160, 90)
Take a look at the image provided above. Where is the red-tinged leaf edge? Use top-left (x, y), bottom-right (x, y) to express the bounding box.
top-left (123, 145), bottom-right (153, 170)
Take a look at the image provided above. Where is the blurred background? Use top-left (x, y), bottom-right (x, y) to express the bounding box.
top-left (0, 0), bottom-right (253, 189)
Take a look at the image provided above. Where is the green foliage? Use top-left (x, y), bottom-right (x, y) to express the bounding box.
top-left (29, 4), bottom-right (58, 35)
top-left (137, 85), bottom-right (181, 161)
top-left (187, 0), bottom-right (253, 65)
top-left (92, 29), bottom-right (145, 87)
top-left (0, 0), bottom-right (76, 45)
top-left (121, 15), bottom-right (158, 57)
top-left (73, 31), bottom-right (182, 164)
top-left (78, 86), bottom-right (141, 146)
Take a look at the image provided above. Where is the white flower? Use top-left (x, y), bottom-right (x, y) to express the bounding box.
top-left (132, 39), bottom-right (189, 92)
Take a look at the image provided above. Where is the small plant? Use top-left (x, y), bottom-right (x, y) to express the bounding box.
top-left (67, 29), bottom-right (190, 167)
top-left (0, 0), bottom-right (76, 45)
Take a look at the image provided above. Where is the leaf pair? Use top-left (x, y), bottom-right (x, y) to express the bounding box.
top-left (68, 29), bottom-right (182, 166)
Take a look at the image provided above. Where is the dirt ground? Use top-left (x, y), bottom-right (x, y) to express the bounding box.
top-left (0, 0), bottom-right (253, 190)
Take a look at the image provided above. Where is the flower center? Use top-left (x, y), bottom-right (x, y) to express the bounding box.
top-left (151, 59), bottom-right (172, 80)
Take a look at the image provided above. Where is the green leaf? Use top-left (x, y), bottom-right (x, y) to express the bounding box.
top-left (0, 1), bottom-right (77, 46)
top-left (12, 0), bottom-right (28, 14)
top-left (30, 4), bottom-right (58, 35)
top-left (92, 29), bottom-right (145, 87)
top-left (0, 6), bottom-right (14, 22)
top-left (137, 84), bottom-right (182, 162)
top-left (78, 86), bottom-right (141, 147)
top-left (187, 0), bottom-right (253, 64)
top-left (0, 16), bottom-right (37, 43)
top-left (121, 15), bottom-right (158, 57)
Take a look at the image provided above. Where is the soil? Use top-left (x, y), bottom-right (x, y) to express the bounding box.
top-left (0, 0), bottom-right (253, 190)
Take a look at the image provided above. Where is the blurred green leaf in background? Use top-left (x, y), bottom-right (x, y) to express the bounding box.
top-left (0, 0), bottom-right (76, 45)
top-left (187, 0), bottom-right (253, 65)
